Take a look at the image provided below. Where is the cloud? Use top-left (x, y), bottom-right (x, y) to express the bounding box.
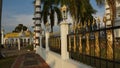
top-left (2, 14), bottom-right (34, 33)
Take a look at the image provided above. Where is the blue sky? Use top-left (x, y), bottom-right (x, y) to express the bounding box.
top-left (1, 0), bottom-right (105, 33)
top-left (2, 0), bottom-right (34, 33)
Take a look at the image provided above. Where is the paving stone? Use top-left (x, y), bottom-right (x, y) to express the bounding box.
top-left (12, 53), bottom-right (50, 68)
top-left (23, 60), bottom-right (39, 66)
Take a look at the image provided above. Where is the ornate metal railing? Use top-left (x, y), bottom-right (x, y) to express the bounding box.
top-left (49, 36), bottom-right (61, 54)
top-left (67, 26), bottom-right (120, 68)
top-left (42, 37), bottom-right (46, 48)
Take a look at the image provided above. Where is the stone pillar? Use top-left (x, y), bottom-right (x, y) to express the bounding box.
top-left (46, 31), bottom-right (49, 51)
top-left (13, 38), bottom-right (15, 47)
top-left (1, 28), bottom-right (4, 45)
top-left (60, 22), bottom-right (69, 60)
top-left (18, 38), bottom-right (20, 50)
top-left (22, 38), bottom-right (24, 46)
top-left (40, 35), bottom-right (42, 48)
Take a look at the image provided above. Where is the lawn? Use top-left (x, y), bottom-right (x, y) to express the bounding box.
top-left (0, 56), bottom-right (17, 68)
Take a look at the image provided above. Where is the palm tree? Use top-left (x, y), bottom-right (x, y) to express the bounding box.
top-left (41, 0), bottom-right (62, 32)
top-left (41, 0), bottom-right (96, 32)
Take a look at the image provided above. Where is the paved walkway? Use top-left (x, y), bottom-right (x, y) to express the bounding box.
top-left (11, 53), bottom-right (50, 68)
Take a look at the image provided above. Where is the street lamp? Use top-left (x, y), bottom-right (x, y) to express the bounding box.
top-left (61, 5), bottom-right (67, 22)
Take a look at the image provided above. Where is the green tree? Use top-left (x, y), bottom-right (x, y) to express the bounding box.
top-left (12, 24), bottom-right (28, 32)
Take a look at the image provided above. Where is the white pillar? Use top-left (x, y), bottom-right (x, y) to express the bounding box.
top-left (45, 32), bottom-right (50, 51)
top-left (23, 38), bottom-right (24, 46)
top-left (40, 35), bottom-right (42, 48)
top-left (60, 22), bottom-right (69, 60)
top-left (1, 29), bottom-right (4, 45)
top-left (13, 38), bottom-right (15, 47)
top-left (10, 39), bottom-right (12, 47)
top-left (18, 38), bottom-right (20, 50)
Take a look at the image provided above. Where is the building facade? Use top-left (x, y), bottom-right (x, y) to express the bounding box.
top-left (4, 30), bottom-right (33, 48)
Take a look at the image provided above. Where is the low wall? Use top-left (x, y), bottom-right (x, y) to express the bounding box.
top-left (36, 47), bottom-right (93, 68)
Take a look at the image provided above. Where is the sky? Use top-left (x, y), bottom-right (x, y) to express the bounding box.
top-left (1, 0), bottom-right (105, 33)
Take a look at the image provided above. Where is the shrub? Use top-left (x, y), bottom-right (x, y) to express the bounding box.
top-left (26, 44), bottom-right (34, 51)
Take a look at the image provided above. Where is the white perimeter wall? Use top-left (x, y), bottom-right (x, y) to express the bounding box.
top-left (36, 47), bottom-right (93, 68)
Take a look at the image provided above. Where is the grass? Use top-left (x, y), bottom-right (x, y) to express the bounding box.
top-left (0, 56), bottom-right (17, 68)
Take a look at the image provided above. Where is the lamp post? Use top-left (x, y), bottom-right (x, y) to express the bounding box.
top-left (60, 5), bottom-right (69, 60)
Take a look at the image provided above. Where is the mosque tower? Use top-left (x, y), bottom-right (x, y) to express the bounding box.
top-left (33, 0), bottom-right (42, 48)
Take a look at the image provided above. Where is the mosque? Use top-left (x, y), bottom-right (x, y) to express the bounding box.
top-left (1, 28), bottom-right (33, 48)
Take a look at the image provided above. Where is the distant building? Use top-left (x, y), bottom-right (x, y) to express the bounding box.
top-left (4, 29), bottom-right (33, 48)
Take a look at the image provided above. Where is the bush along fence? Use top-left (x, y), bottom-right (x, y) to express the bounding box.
top-left (67, 26), bottom-right (120, 68)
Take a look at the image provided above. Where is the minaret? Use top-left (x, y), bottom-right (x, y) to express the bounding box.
top-left (33, 0), bottom-right (41, 48)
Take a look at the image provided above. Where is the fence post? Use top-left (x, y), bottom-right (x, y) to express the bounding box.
top-left (60, 22), bottom-right (69, 60)
top-left (46, 31), bottom-right (49, 51)
top-left (40, 35), bottom-right (42, 48)
top-left (18, 38), bottom-right (20, 50)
